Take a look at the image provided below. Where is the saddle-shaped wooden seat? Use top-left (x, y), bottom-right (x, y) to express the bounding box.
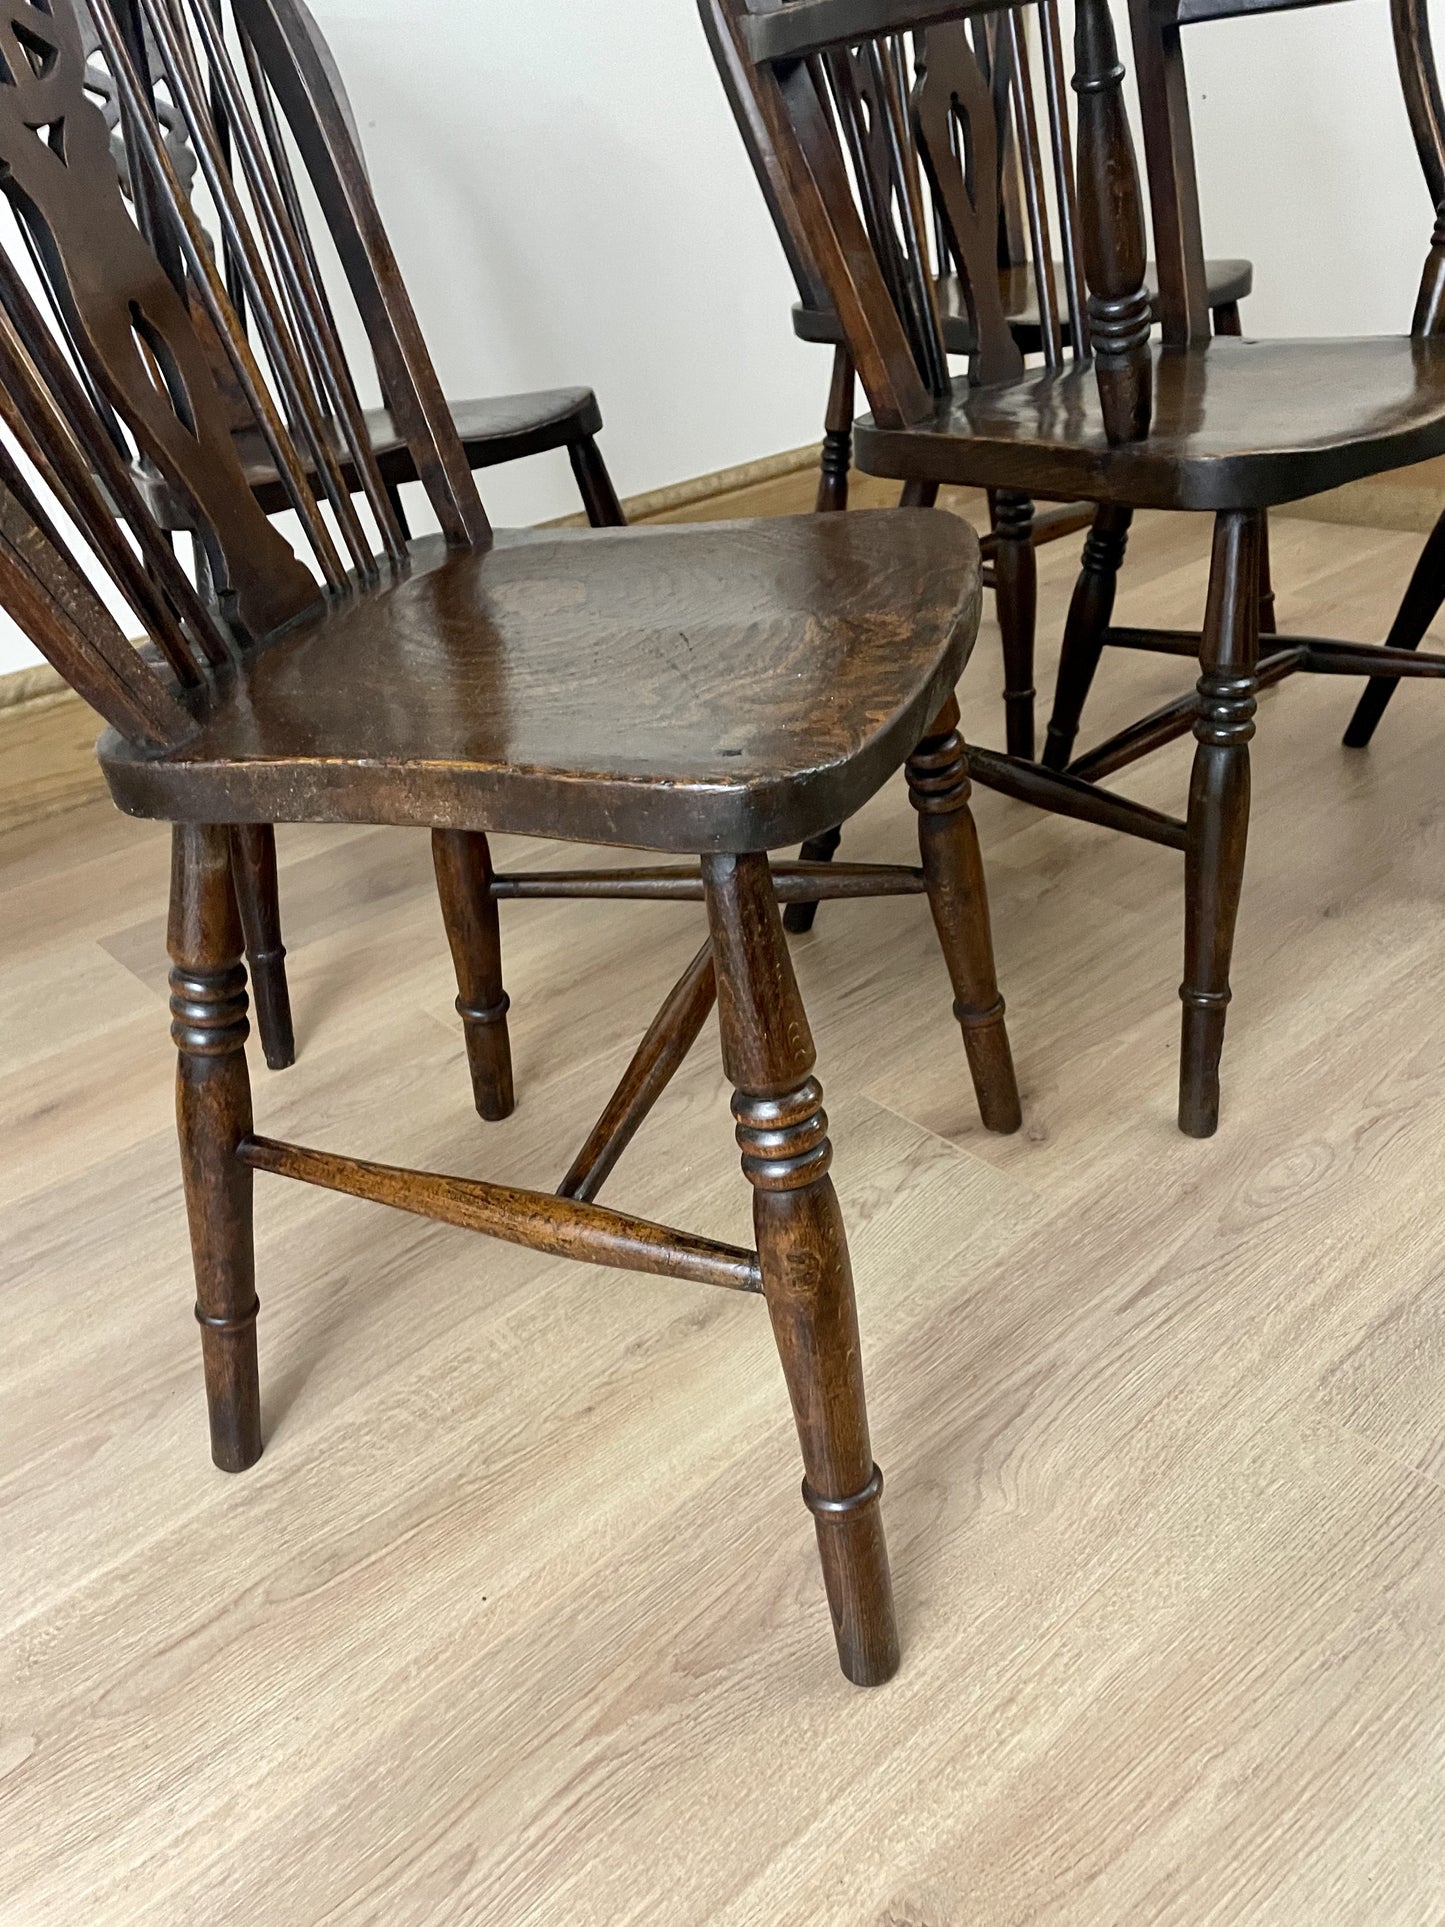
top-left (101, 513), bottom-right (977, 852)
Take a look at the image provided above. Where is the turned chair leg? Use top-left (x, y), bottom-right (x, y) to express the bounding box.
top-left (230, 824), bottom-right (295, 1071)
top-left (568, 434), bottom-right (627, 528)
top-left (1343, 506), bottom-right (1445, 747)
top-left (703, 850), bottom-right (898, 1687)
top-left (906, 699), bottom-right (1022, 1134)
top-left (432, 829), bottom-right (515, 1121)
top-left (169, 823), bottom-right (261, 1473)
top-left (1180, 510), bottom-right (1260, 1138)
top-left (816, 346), bottom-right (854, 514)
top-left (1042, 505), bottom-right (1133, 771)
top-left (993, 490), bottom-right (1037, 760)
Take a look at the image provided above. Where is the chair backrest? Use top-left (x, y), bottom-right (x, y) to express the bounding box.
top-left (700, 0), bottom-right (1155, 439)
top-left (0, 0), bottom-right (489, 749)
top-left (1128, 0), bottom-right (1445, 341)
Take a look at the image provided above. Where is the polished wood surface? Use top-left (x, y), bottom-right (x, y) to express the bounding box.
top-left (100, 514), bottom-right (980, 854)
top-left (6, 508), bottom-right (1445, 1921)
top-left (0, 0), bottom-right (1020, 1693)
top-left (855, 336), bottom-right (1445, 508)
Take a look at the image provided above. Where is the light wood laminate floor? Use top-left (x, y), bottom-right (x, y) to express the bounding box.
top-left (3, 498), bottom-right (1444, 1924)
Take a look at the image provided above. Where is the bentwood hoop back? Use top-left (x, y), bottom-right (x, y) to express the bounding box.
top-left (0, 0), bottom-right (1021, 1687)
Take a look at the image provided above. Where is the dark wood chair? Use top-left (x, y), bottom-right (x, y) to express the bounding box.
top-left (732, 4), bottom-right (1254, 936)
top-left (69, 0), bottom-right (623, 1076)
top-left (703, 0), bottom-right (1445, 1137)
top-left (0, 0), bottom-right (1022, 1687)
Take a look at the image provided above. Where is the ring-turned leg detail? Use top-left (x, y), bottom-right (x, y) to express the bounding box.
top-left (907, 700), bottom-right (1022, 1134)
top-left (704, 851), bottom-right (898, 1687)
top-left (432, 829), bottom-right (515, 1121)
top-left (1180, 511), bottom-right (1260, 1138)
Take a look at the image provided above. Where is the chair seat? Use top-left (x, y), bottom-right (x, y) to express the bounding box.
top-left (240, 388), bottom-right (605, 514)
top-left (100, 513), bottom-right (979, 853)
top-left (793, 259), bottom-right (1254, 355)
top-left (854, 336), bottom-right (1445, 511)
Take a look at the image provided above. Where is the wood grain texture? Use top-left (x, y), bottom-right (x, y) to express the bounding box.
top-left (6, 509), bottom-right (1445, 1921)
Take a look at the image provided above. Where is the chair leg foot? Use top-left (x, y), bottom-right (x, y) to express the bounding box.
top-left (907, 700), bottom-right (1021, 1134)
top-left (170, 824), bottom-right (262, 1473)
top-left (432, 830), bottom-right (515, 1121)
top-left (704, 851), bottom-right (898, 1688)
top-left (231, 825), bottom-right (294, 1071)
top-left (782, 823), bottom-right (843, 934)
top-left (1179, 512), bottom-right (1259, 1138)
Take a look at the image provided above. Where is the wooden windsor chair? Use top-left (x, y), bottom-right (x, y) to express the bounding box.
top-left (798, 9), bottom-right (1252, 525)
top-left (704, 0), bottom-right (1445, 1138)
top-left (737, 5), bottom-right (1256, 937)
top-left (0, 0), bottom-right (1023, 1687)
top-left (65, 0), bottom-right (624, 1078)
top-left (1031, 0), bottom-right (1445, 781)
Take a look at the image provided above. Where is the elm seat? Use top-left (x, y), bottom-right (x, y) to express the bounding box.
top-left (100, 512), bottom-right (981, 853)
top-left (854, 336), bottom-right (1445, 511)
top-left (793, 259), bottom-right (1256, 355)
top-left (236, 388), bottom-right (607, 515)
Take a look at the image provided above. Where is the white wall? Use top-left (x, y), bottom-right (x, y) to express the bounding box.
top-left (0, 0), bottom-right (1435, 676)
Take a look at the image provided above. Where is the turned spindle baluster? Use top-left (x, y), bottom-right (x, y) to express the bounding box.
top-left (169, 821), bottom-right (262, 1472)
top-left (1074, 0), bottom-right (1152, 444)
top-left (1180, 511), bottom-right (1260, 1138)
top-left (992, 490), bottom-right (1037, 759)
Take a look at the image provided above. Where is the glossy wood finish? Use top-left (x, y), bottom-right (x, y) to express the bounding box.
top-left (101, 516), bottom-right (979, 854)
top-left (79, 1), bottom-right (624, 1072)
top-left (0, 0), bottom-right (1020, 1691)
top-left (705, 850), bottom-right (898, 1686)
